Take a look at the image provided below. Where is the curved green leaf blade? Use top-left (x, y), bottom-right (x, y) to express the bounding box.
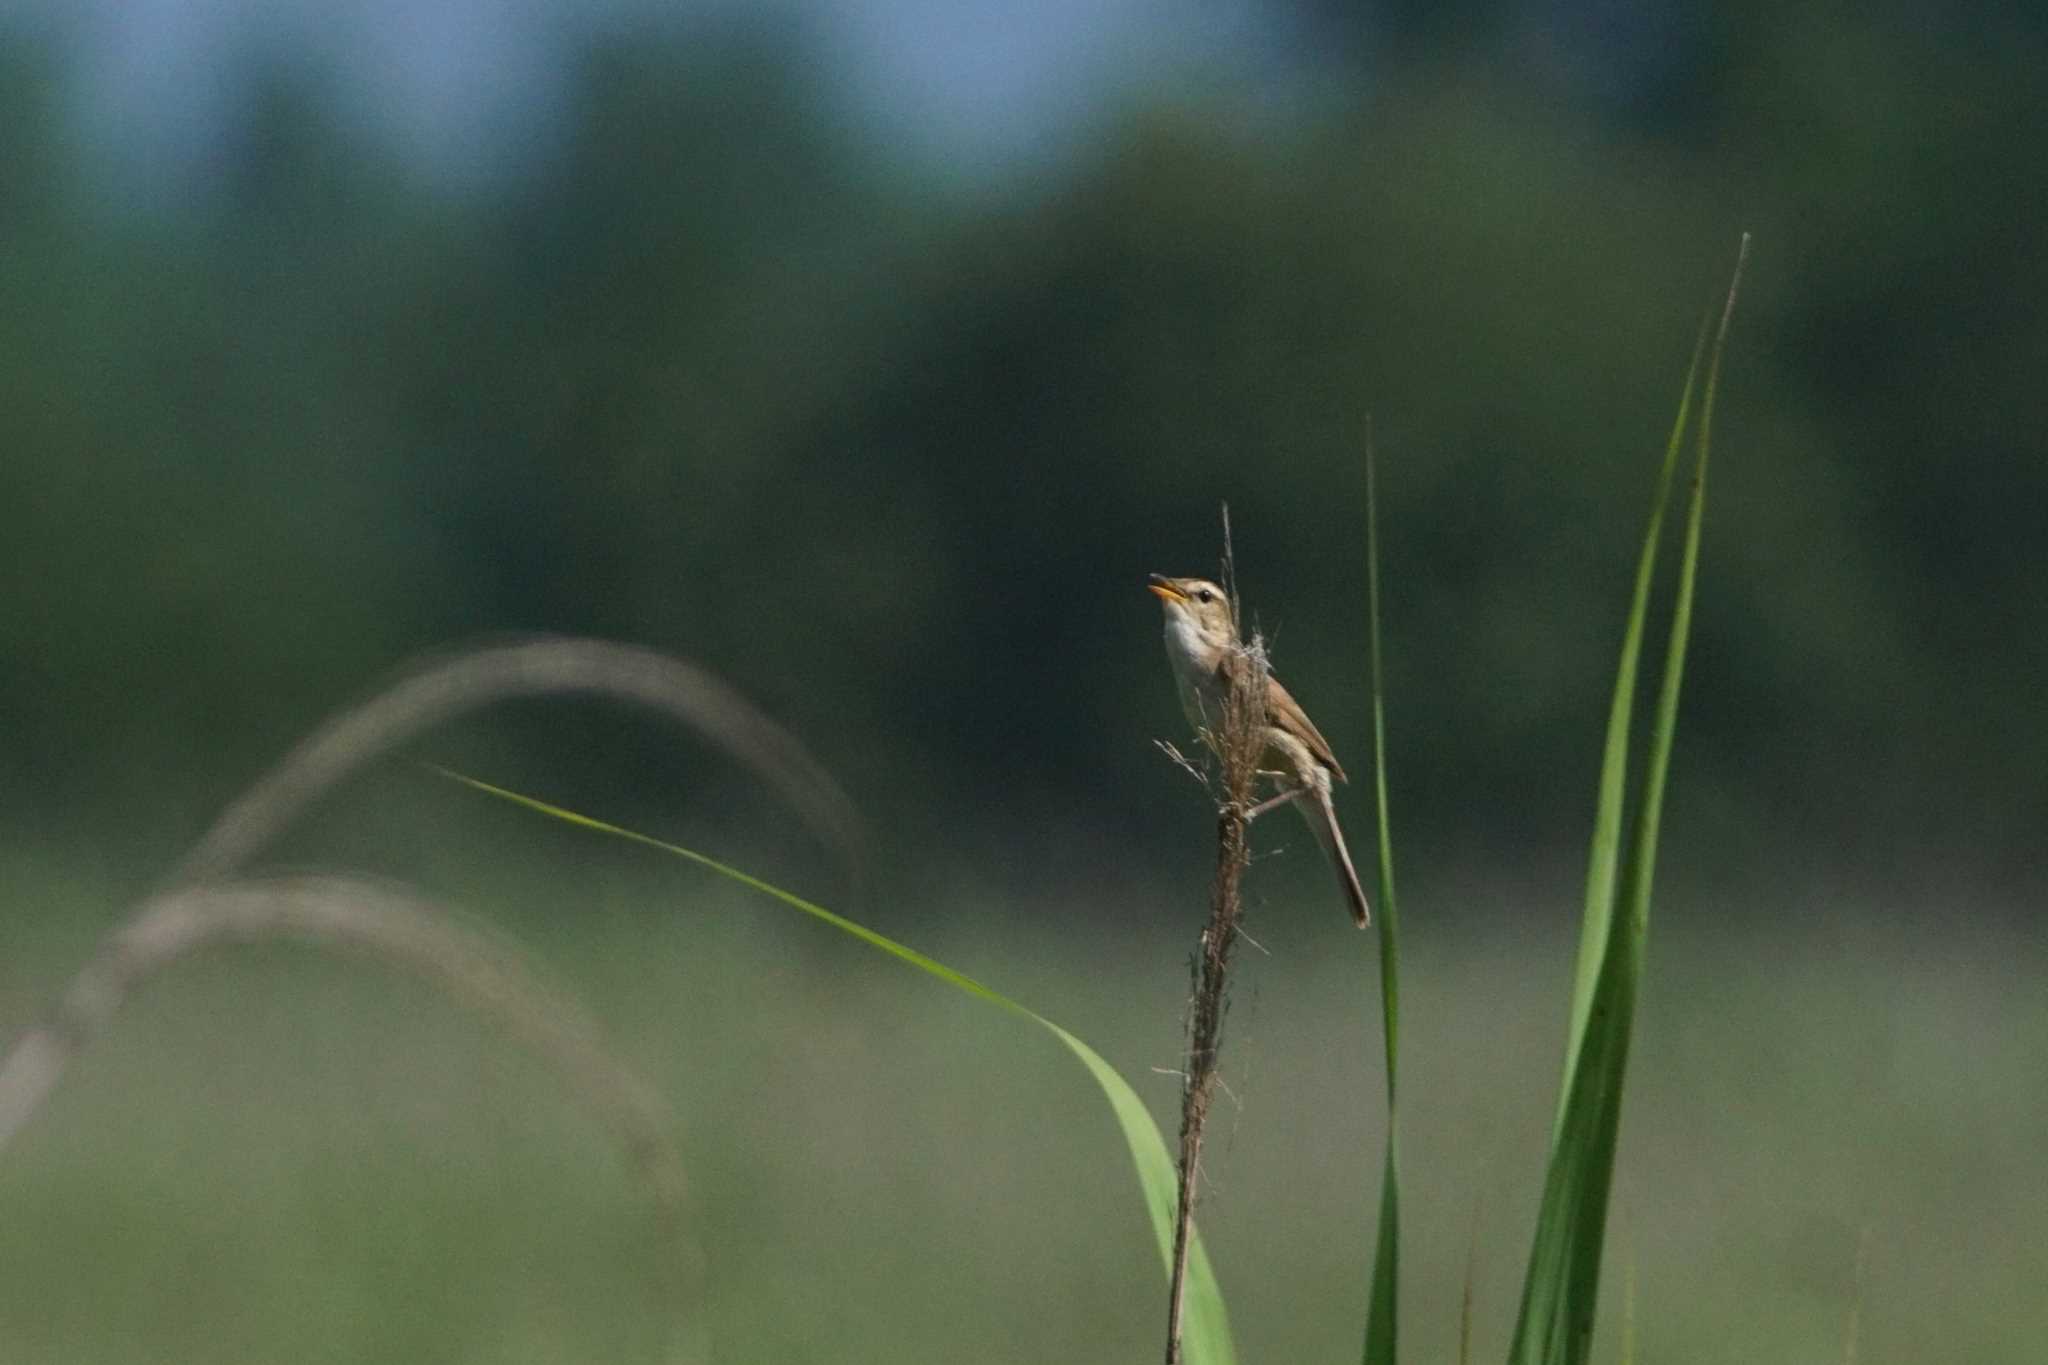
top-left (432, 766), bottom-right (1238, 1365)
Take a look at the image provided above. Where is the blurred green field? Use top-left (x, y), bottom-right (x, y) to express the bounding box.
top-left (2, 842), bottom-right (2039, 1363)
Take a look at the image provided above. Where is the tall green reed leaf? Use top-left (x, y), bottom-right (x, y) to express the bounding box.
top-left (1551, 323), bottom-right (1706, 1130)
top-left (1361, 424), bottom-right (1404, 1365)
top-left (1508, 237), bottom-right (1748, 1365)
top-left (433, 767), bottom-right (1238, 1365)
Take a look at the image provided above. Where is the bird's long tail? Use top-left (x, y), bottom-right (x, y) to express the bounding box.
top-left (1294, 786), bottom-right (1371, 928)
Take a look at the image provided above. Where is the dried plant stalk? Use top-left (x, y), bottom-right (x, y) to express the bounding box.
top-left (1164, 618), bottom-right (1269, 1365)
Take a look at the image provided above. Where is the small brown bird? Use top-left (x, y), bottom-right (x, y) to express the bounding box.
top-left (1148, 573), bottom-right (1370, 927)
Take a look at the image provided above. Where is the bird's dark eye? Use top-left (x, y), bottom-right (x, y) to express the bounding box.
top-left (1196, 589), bottom-right (1214, 603)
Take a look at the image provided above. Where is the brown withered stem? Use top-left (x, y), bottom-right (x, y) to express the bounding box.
top-left (1164, 522), bottom-right (1268, 1365)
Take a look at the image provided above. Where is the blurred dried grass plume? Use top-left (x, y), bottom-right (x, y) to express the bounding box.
top-left (0, 635), bottom-right (867, 1364)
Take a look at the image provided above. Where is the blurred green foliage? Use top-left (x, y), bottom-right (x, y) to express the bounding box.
top-left (1, 10), bottom-right (2040, 902)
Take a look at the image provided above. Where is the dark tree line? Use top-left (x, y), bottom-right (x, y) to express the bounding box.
top-left (2, 9), bottom-right (2041, 905)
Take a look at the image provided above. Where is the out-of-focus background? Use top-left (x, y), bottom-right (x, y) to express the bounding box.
top-left (1, 2), bottom-right (2042, 1361)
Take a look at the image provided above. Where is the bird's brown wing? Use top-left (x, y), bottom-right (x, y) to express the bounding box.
top-left (1214, 653), bottom-right (1348, 784)
top-left (1267, 674), bottom-right (1347, 784)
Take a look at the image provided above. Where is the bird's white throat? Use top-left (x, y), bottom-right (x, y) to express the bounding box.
top-left (1160, 608), bottom-right (1228, 728)
top-left (1161, 611), bottom-right (1212, 679)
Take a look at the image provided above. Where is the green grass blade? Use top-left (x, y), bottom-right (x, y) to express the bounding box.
top-left (1625, 237), bottom-right (1746, 977)
top-left (1361, 424), bottom-right (1404, 1365)
top-left (431, 765), bottom-right (1238, 1365)
top-left (1364, 1146), bottom-right (1400, 1364)
top-left (1508, 238), bottom-right (1748, 1365)
top-left (1552, 319), bottom-right (1709, 1135)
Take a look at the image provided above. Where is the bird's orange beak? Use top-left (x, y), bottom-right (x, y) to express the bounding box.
top-left (1147, 574), bottom-right (1187, 604)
